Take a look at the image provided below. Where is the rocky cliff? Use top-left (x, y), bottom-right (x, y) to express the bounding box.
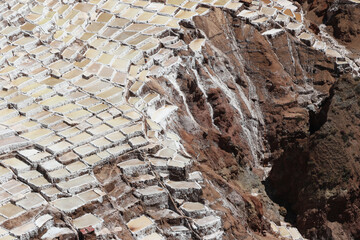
top-left (0, 0), bottom-right (359, 239)
top-left (269, 74), bottom-right (360, 239)
top-left (151, 4), bottom-right (360, 240)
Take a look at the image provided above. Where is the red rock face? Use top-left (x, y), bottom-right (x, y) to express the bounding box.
top-left (147, 6), bottom-right (359, 239)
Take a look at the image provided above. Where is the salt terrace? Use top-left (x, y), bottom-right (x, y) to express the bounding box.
top-left (0, 0), bottom-right (330, 238)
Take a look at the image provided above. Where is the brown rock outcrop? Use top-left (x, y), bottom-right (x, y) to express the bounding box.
top-left (148, 6), bottom-right (348, 239)
top-left (269, 75), bottom-right (360, 239)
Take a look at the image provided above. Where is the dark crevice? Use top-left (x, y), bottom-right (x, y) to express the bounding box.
top-left (309, 85), bottom-right (335, 134)
top-left (263, 179), bottom-right (298, 225)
